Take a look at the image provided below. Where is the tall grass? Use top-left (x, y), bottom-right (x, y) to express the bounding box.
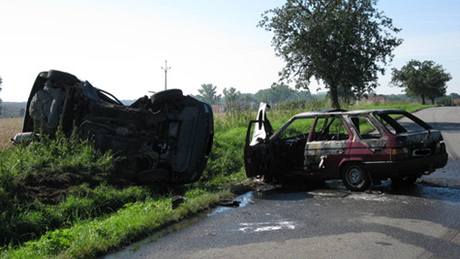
top-left (0, 135), bottom-right (117, 245)
top-left (0, 118), bottom-right (22, 150)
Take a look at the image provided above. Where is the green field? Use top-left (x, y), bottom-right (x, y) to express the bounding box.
top-left (0, 102), bottom-right (430, 258)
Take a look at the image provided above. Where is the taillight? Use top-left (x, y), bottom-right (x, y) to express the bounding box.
top-left (435, 141), bottom-right (445, 153)
top-left (390, 147), bottom-right (410, 158)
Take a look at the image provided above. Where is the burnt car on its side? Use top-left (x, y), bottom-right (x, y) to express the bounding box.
top-left (244, 103), bottom-right (448, 191)
top-left (14, 70), bottom-right (213, 184)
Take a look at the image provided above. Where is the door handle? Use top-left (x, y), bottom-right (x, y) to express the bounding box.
top-left (337, 149), bottom-right (345, 154)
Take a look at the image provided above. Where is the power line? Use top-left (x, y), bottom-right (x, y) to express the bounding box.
top-left (161, 60), bottom-right (171, 91)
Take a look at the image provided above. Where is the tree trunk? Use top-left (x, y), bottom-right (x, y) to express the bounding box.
top-left (329, 85), bottom-right (341, 109)
top-left (421, 94), bottom-right (426, 104)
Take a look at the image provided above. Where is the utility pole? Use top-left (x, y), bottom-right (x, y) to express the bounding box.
top-left (161, 60), bottom-right (171, 90)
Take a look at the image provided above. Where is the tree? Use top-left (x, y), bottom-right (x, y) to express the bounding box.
top-left (259, 0), bottom-right (402, 108)
top-left (197, 84), bottom-right (221, 105)
top-left (391, 60), bottom-right (451, 104)
top-left (223, 87), bottom-right (241, 112)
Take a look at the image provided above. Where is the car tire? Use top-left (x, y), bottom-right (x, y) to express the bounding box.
top-left (392, 176), bottom-right (418, 186)
top-left (150, 89), bottom-right (184, 111)
top-left (341, 164), bottom-right (371, 191)
top-left (151, 89), bottom-right (183, 104)
top-left (46, 70), bottom-right (79, 86)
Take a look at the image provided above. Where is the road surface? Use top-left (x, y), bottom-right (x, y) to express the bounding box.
top-left (107, 107), bottom-right (460, 259)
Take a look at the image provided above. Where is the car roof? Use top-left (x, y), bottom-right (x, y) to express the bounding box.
top-left (292, 109), bottom-right (406, 118)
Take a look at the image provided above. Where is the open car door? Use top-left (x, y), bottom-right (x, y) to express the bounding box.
top-left (244, 103), bottom-right (273, 177)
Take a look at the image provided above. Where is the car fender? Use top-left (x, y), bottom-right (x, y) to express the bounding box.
top-left (338, 158), bottom-right (365, 173)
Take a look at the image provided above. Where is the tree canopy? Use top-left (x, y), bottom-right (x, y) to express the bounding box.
top-left (197, 84), bottom-right (221, 105)
top-left (391, 60), bottom-right (451, 104)
top-left (259, 0), bottom-right (402, 108)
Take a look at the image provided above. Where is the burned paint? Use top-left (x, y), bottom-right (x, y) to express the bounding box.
top-left (244, 105), bottom-right (448, 191)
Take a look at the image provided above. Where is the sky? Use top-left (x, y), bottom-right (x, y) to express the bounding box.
top-left (0, 0), bottom-right (459, 102)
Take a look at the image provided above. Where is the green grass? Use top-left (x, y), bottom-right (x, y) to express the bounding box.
top-left (1, 101), bottom-right (432, 258)
top-left (0, 134), bottom-right (119, 245)
top-left (3, 188), bottom-right (235, 258)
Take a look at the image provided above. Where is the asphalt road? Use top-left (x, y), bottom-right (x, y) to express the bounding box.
top-left (107, 107), bottom-right (460, 259)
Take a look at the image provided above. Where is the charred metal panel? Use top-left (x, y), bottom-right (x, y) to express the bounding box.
top-left (305, 140), bottom-right (348, 173)
top-left (16, 70), bottom-right (214, 185)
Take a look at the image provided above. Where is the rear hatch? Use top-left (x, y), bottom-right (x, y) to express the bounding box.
top-left (396, 130), bottom-right (445, 157)
top-left (374, 110), bottom-right (447, 159)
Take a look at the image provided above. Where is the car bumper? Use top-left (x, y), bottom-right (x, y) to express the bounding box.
top-left (363, 152), bottom-right (448, 178)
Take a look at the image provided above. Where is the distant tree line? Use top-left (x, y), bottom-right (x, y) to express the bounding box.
top-left (195, 80), bottom-right (460, 112)
top-left (435, 93), bottom-right (460, 106)
top-left (195, 82), bottom-right (314, 112)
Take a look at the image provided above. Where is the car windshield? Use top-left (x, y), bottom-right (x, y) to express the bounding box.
top-left (279, 117), bottom-right (314, 140)
top-left (375, 112), bottom-right (429, 134)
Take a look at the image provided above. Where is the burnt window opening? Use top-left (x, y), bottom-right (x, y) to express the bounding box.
top-left (311, 115), bottom-right (349, 141)
top-left (375, 112), bottom-right (429, 134)
top-left (350, 115), bottom-right (382, 140)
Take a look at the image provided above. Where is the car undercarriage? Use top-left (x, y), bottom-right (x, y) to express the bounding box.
top-left (15, 70), bottom-right (214, 184)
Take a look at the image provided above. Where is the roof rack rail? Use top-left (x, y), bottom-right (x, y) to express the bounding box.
top-left (320, 108), bottom-right (348, 113)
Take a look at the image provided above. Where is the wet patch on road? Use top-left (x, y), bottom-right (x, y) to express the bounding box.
top-left (253, 178), bottom-right (460, 206)
top-left (208, 191), bottom-right (255, 216)
top-left (347, 193), bottom-right (390, 202)
top-left (308, 189), bottom-right (350, 198)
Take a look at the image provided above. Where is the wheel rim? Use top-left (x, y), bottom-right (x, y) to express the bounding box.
top-left (346, 167), bottom-right (364, 187)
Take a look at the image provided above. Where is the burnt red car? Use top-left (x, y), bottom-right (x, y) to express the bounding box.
top-left (244, 103), bottom-right (448, 191)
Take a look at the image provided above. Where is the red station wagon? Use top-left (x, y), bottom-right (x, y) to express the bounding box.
top-left (244, 103), bottom-right (448, 191)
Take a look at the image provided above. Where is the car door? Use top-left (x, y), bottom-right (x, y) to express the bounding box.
top-left (347, 114), bottom-right (388, 165)
top-left (304, 115), bottom-right (351, 178)
top-left (244, 103), bottom-right (273, 177)
top-left (270, 116), bottom-right (315, 173)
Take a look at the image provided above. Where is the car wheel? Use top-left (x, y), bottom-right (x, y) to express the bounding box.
top-left (341, 164), bottom-right (371, 191)
top-left (151, 89), bottom-right (183, 104)
top-left (150, 89), bottom-right (184, 111)
top-left (392, 176), bottom-right (418, 186)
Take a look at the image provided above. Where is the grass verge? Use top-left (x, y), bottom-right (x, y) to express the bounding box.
top-left (3, 182), bottom-right (241, 258)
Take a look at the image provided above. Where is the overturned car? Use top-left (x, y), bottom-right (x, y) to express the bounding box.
top-left (244, 104), bottom-right (448, 191)
top-left (15, 70), bottom-right (213, 184)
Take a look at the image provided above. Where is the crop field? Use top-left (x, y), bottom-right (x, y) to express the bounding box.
top-left (0, 102), bottom-right (430, 258)
top-left (0, 118), bottom-right (22, 150)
